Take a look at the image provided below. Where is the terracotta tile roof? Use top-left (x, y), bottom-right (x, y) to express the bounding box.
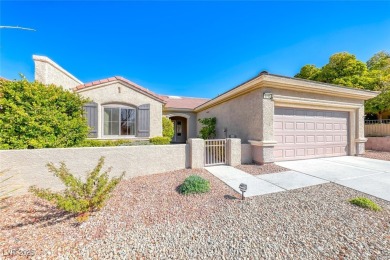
top-left (74, 76), bottom-right (165, 103)
top-left (159, 95), bottom-right (209, 110)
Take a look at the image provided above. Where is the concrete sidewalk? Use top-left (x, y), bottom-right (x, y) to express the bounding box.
top-left (205, 166), bottom-right (327, 197)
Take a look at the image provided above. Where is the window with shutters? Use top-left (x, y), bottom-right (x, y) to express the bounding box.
top-left (103, 105), bottom-right (136, 136)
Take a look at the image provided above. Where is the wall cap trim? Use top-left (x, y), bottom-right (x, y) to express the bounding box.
top-left (355, 138), bottom-right (368, 143)
top-left (248, 140), bottom-right (277, 147)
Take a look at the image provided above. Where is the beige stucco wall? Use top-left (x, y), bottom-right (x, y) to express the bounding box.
top-left (241, 144), bottom-right (252, 164)
top-left (0, 145), bottom-right (189, 195)
top-left (227, 138), bottom-right (241, 166)
top-left (196, 86), bottom-right (367, 164)
top-left (196, 89), bottom-right (263, 142)
top-left (78, 82), bottom-right (163, 138)
top-left (33, 55), bottom-right (82, 90)
top-left (163, 111), bottom-right (198, 139)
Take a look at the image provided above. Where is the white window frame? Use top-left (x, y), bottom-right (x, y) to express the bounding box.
top-left (102, 104), bottom-right (137, 138)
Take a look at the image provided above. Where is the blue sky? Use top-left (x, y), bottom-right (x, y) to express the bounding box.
top-left (1, 1), bottom-right (389, 98)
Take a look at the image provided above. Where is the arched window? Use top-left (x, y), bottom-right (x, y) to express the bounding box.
top-left (103, 105), bottom-right (136, 136)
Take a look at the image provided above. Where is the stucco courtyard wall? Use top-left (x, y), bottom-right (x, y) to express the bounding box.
top-left (365, 137), bottom-right (390, 152)
top-left (241, 144), bottom-right (252, 164)
top-left (0, 145), bottom-right (189, 195)
top-left (196, 89), bottom-right (263, 142)
top-left (78, 82), bottom-right (163, 138)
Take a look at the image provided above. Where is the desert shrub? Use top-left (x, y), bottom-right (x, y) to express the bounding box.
top-left (198, 117), bottom-right (216, 139)
top-left (349, 197), bottom-right (382, 211)
top-left (150, 136), bottom-right (171, 145)
top-left (162, 117), bottom-right (174, 140)
top-left (29, 157), bottom-right (124, 219)
top-left (179, 175), bottom-right (210, 195)
top-left (76, 139), bottom-right (132, 147)
top-left (0, 78), bottom-right (89, 149)
top-left (0, 171), bottom-right (19, 203)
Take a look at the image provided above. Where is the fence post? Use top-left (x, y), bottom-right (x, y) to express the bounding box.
top-left (188, 138), bottom-right (205, 168)
top-left (226, 138), bottom-right (241, 166)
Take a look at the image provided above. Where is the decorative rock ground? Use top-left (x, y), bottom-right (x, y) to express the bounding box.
top-left (1, 168), bottom-right (389, 259)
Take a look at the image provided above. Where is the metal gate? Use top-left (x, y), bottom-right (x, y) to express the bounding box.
top-left (205, 139), bottom-right (226, 166)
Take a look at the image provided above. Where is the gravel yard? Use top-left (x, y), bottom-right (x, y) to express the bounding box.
top-left (236, 163), bottom-right (289, 175)
top-left (1, 169), bottom-right (389, 259)
top-left (362, 150), bottom-right (390, 161)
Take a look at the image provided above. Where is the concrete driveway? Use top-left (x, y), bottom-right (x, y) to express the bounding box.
top-left (276, 156), bottom-right (390, 202)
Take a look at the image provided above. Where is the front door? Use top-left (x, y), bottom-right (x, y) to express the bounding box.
top-left (173, 120), bottom-right (185, 143)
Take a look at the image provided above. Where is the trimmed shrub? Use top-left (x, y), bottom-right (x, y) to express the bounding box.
top-left (198, 117), bottom-right (216, 139)
top-left (162, 117), bottom-right (174, 140)
top-left (150, 136), bottom-right (171, 145)
top-left (76, 139), bottom-right (132, 147)
top-left (349, 197), bottom-right (382, 212)
top-left (179, 175), bottom-right (210, 195)
top-left (0, 78), bottom-right (89, 149)
top-left (29, 157), bottom-right (124, 220)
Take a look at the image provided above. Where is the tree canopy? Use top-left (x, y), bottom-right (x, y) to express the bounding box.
top-left (0, 78), bottom-right (90, 149)
top-left (295, 51), bottom-right (390, 119)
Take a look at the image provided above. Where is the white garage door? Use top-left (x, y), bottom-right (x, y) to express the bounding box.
top-left (274, 107), bottom-right (349, 161)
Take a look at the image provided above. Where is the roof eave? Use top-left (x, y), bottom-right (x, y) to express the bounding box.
top-left (74, 78), bottom-right (166, 104)
top-left (194, 75), bottom-right (379, 112)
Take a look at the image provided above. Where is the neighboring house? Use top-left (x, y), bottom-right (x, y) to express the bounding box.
top-left (33, 55), bottom-right (377, 164)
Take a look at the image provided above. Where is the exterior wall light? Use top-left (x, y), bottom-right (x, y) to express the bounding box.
top-left (239, 183), bottom-right (247, 200)
top-left (263, 92), bottom-right (273, 99)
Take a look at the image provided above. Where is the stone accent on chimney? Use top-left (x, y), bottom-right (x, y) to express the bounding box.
top-left (33, 55), bottom-right (82, 90)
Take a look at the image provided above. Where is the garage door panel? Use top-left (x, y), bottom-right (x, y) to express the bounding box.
top-left (274, 121), bottom-right (283, 129)
top-left (285, 122), bottom-right (294, 130)
top-left (296, 122), bottom-right (305, 130)
top-left (274, 107), bottom-right (348, 161)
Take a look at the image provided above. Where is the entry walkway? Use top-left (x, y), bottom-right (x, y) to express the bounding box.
top-left (205, 165), bottom-right (328, 197)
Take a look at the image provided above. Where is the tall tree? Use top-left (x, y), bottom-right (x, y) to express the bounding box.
top-left (295, 51), bottom-right (390, 119)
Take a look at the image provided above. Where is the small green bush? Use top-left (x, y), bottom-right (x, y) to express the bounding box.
top-left (120, 140), bottom-right (150, 146)
top-left (179, 175), bottom-right (210, 195)
top-left (198, 117), bottom-right (216, 139)
top-left (76, 139), bottom-right (132, 147)
top-left (349, 197), bottom-right (382, 212)
top-left (162, 117), bottom-right (174, 140)
top-left (150, 136), bottom-right (171, 145)
top-left (29, 157), bottom-right (124, 219)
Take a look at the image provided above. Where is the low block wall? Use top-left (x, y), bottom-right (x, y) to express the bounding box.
top-left (365, 137), bottom-right (390, 152)
top-left (0, 144), bottom-right (189, 195)
top-left (241, 144), bottom-right (252, 164)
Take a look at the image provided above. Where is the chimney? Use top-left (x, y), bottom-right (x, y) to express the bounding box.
top-left (33, 55), bottom-right (83, 90)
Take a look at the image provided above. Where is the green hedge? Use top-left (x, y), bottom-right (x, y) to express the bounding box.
top-left (0, 78), bottom-right (89, 149)
top-left (75, 139), bottom-right (133, 147)
top-left (149, 136), bottom-right (171, 145)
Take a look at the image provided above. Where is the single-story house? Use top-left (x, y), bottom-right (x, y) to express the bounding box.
top-left (32, 55), bottom-right (377, 164)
